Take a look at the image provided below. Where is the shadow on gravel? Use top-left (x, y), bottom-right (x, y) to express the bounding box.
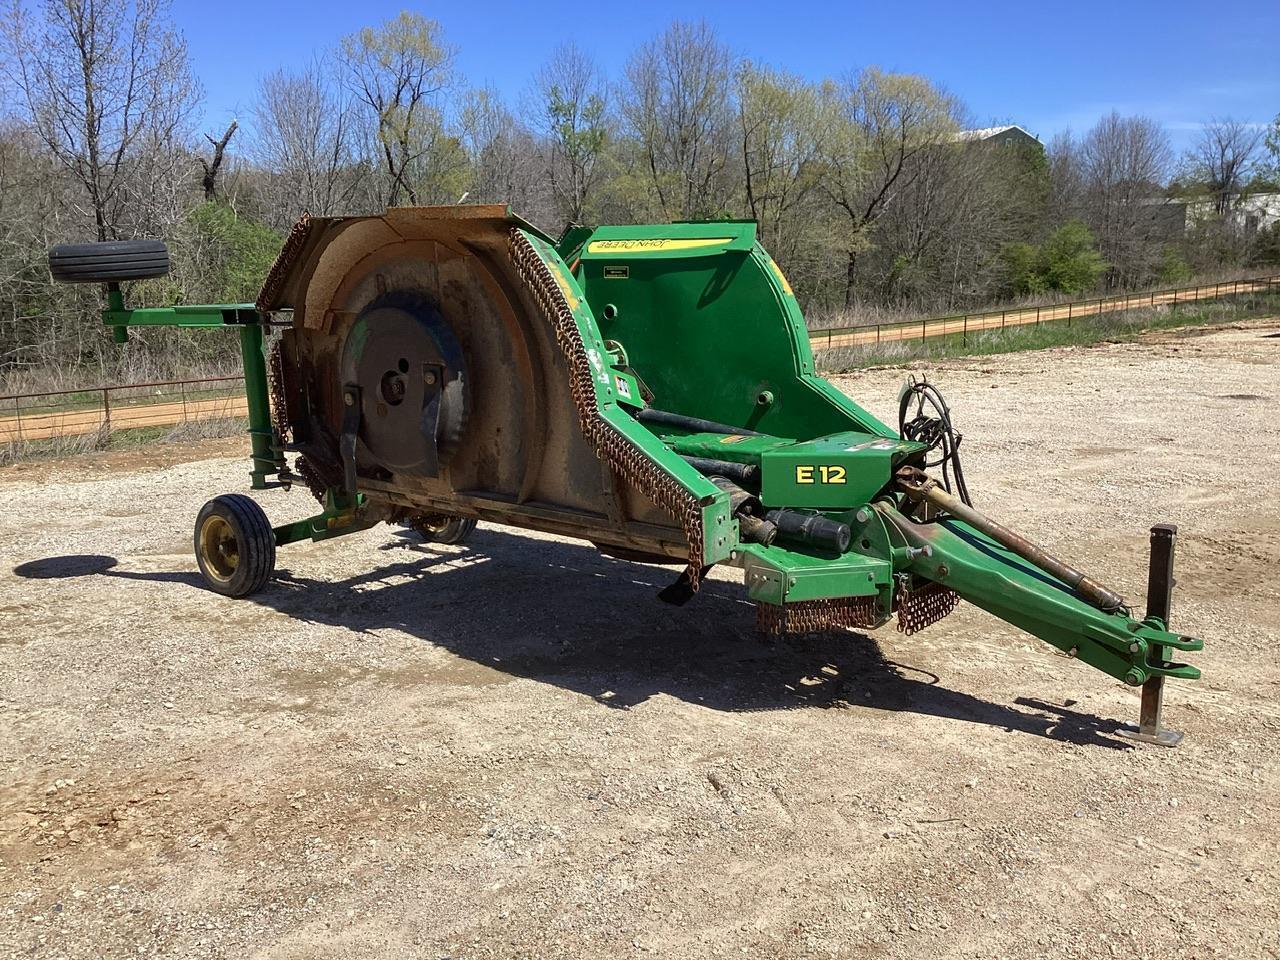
top-left (12, 529), bottom-right (1130, 749)
top-left (12, 553), bottom-right (202, 587)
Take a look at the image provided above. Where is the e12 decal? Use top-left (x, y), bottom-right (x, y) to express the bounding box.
top-left (794, 465), bottom-right (847, 485)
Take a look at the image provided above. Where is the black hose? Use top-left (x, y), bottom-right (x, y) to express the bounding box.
top-left (765, 509), bottom-right (851, 554)
top-left (680, 455), bottom-right (759, 487)
top-left (637, 408), bottom-right (764, 437)
top-left (898, 377), bottom-right (971, 506)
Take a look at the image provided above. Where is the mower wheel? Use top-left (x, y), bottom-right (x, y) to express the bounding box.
top-left (48, 239), bottom-right (170, 283)
top-left (194, 494), bottom-right (276, 597)
top-left (408, 515), bottom-right (477, 545)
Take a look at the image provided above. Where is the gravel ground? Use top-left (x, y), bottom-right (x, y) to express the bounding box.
top-left (1, 320), bottom-right (1277, 959)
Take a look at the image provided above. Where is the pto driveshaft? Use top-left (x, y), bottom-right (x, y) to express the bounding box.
top-left (895, 465), bottom-right (1127, 613)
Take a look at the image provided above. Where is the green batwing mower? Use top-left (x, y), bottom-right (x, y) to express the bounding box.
top-left (51, 206), bottom-right (1201, 743)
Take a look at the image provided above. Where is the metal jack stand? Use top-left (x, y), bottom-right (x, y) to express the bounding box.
top-left (1120, 524), bottom-right (1184, 747)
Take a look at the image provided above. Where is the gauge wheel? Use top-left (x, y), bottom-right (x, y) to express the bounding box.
top-left (194, 494), bottom-right (276, 597)
top-left (408, 515), bottom-right (477, 545)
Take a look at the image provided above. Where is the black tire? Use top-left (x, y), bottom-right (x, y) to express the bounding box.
top-left (48, 239), bottom-right (170, 283)
top-left (194, 494), bottom-right (276, 597)
top-left (408, 515), bottom-right (477, 545)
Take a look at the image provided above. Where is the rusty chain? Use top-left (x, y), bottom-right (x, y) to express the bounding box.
top-left (508, 228), bottom-right (706, 591)
top-left (256, 213), bottom-right (312, 313)
top-left (895, 578), bottom-right (961, 635)
top-left (756, 596), bottom-right (879, 636)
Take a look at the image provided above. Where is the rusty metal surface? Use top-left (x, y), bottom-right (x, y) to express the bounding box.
top-left (257, 207), bottom-right (693, 564)
top-left (755, 596), bottom-right (879, 636)
top-left (257, 213), bottom-right (312, 314)
top-left (267, 338), bottom-right (292, 446)
top-left (894, 578), bottom-right (961, 635)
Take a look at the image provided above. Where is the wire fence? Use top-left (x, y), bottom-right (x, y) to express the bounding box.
top-left (4, 272), bottom-right (1278, 455)
top-left (808, 274), bottom-right (1280, 351)
top-left (0, 376), bottom-right (247, 453)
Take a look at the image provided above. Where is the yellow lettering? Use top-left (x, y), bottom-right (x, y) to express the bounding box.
top-left (795, 465), bottom-right (815, 484)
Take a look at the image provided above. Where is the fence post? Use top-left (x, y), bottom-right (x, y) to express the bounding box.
top-left (102, 388), bottom-right (112, 443)
top-left (1067, 302), bottom-right (1072, 325)
top-left (1036, 305), bottom-right (1041, 325)
top-left (1001, 309), bottom-right (1006, 329)
top-left (12, 395), bottom-right (22, 443)
top-left (921, 316), bottom-right (926, 341)
top-left (963, 314), bottom-right (968, 345)
top-left (877, 324), bottom-right (881, 344)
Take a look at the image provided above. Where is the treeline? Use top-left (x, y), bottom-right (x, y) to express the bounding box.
top-left (2, 2), bottom-right (1278, 386)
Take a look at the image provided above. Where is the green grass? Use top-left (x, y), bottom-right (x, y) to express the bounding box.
top-left (816, 293), bottom-right (1280, 372)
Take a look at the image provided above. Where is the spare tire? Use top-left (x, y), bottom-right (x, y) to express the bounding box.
top-left (48, 239), bottom-right (169, 283)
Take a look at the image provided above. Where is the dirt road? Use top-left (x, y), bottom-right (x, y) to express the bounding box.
top-left (1, 319), bottom-right (1277, 959)
top-left (0, 394), bottom-right (248, 443)
top-left (809, 278), bottom-right (1277, 350)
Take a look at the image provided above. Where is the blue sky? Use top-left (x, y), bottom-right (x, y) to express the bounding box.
top-left (178, 0), bottom-right (1279, 151)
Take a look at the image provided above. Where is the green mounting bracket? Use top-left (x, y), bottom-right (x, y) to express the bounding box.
top-left (273, 490), bottom-right (375, 547)
top-left (99, 285), bottom-right (283, 489)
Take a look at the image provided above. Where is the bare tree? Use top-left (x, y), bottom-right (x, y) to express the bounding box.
top-left (459, 86), bottom-right (552, 223)
top-left (1186, 117), bottom-right (1264, 215)
top-left (620, 20), bottom-right (733, 220)
top-left (249, 60), bottom-right (360, 226)
top-left (1, 0), bottom-right (198, 241)
top-left (338, 11), bottom-right (459, 206)
top-left (735, 62), bottom-right (827, 268)
top-left (198, 121), bottom-right (237, 201)
top-left (1076, 112), bottom-right (1172, 286)
top-left (873, 132), bottom-right (1034, 308)
top-left (535, 43), bottom-right (610, 226)
top-left (819, 69), bottom-right (962, 307)
top-left (1046, 130), bottom-right (1083, 224)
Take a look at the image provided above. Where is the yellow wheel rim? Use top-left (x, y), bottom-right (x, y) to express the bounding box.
top-left (198, 515), bottom-right (239, 583)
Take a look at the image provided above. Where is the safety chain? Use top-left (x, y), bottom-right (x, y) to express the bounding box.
top-left (756, 596), bottom-right (879, 636)
top-left (508, 228), bottom-right (706, 590)
top-left (294, 457), bottom-right (332, 504)
top-left (256, 212), bottom-right (312, 313)
top-left (267, 335), bottom-right (334, 503)
top-left (895, 579), bottom-right (961, 635)
top-left (267, 338), bottom-right (292, 445)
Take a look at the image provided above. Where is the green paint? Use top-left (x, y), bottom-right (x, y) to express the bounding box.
top-left (877, 505), bottom-right (1202, 685)
top-left (569, 222), bottom-right (895, 441)
top-left (273, 490), bottom-right (373, 546)
top-left (104, 210), bottom-right (1200, 700)
top-left (758, 433), bottom-right (925, 509)
top-left (553, 218), bottom-right (1200, 693)
top-left (238, 322), bottom-right (280, 490)
top-left (99, 290), bottom-right (280, 487)
top-left (734, 541), bottom-right (891, 606)
top-left (519, 230), bottom-right (737, 563)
